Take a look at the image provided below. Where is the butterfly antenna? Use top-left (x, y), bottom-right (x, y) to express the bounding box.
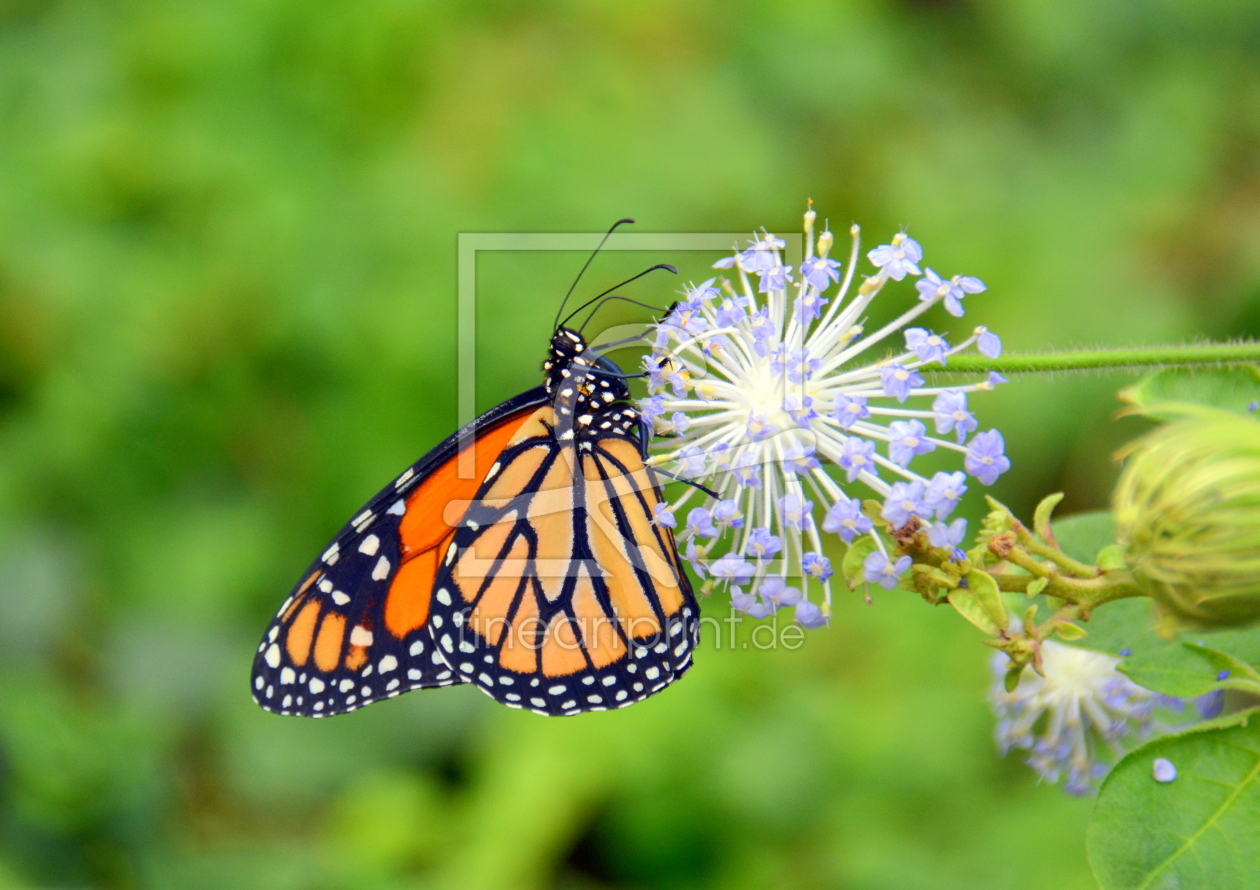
top-left (561, 263), bottom-right (678, 329)
top-left (579, 295), bottom-right (670, 334)
top-left (553, 218), bottom-right (636, 332)
top-left (651, 468), bottom-right (719, 499)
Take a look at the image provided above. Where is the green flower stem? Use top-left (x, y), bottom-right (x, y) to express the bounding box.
top-left (989, 569), bottom-right (1145, 613)
top-left (937, 342), bottom-right (1260, 375)
top-left (1017, 530), bottom-right (1098, 579)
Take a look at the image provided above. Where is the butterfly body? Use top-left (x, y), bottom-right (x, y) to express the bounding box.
top-left (252, 326), bottom-right (698, 718)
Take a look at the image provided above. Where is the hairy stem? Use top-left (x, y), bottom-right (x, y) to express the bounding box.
top-left (934, 342), bottom-right (1260, 375)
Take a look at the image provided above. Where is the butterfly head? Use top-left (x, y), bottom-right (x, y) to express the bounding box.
top-left (542, 327), bottom-right (630, 413)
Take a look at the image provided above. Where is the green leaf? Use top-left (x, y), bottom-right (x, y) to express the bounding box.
top-left (1119, 366), bottom-right (1260, 420)
top-left (1182, 643), bottom-right (1260, 694)
top-left (947, 589), bottom-right (1000, 635)
top-left (1055, 622), bottom-right (1087, 641)
top-left (965, 570), bottom-right (1007, 630)
top-left (1087, 709), bottom-right (1260, 890)
top-left (1032, 491), bottom-right (1064, 542)
top-left (1120, 637), bottom-right (1260, 697)
top-left (842, 537), bottom-right (879, 592)
top-left (1119, 646), bottom-right (1228, 697)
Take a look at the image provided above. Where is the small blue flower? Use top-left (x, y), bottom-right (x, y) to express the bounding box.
top-left (670, 411), bottom-right (691, 434)
top-left (639, 394), bottom-right (667, 421)
top-left (888, 419), bottom-right (937, 467)
top-left (915, 268), bottom-right (986, 317)
top-left (689, 278), bottom-right (720, 302)
top-left (686, 507), bottom-right (720, 538)
top-left (977, 327), bottom-right (1002, 358)
top-left (932, 390), bottom-right (977, 443)
top-left (794, 599), bottom-right (827, 628)
top-left (746, 527), bottom-right (782, 559)
top-left (904, 327), bottom-right (950, 366)
top-left (748, 308), bottom-right (775, 354)
top-left (768, 344), bottom-right (787, 377)
top-left (642, 355), bottom-right (669, 390)
top-left (924, 470), bottom-right (968, 519)
top-left (732, 451), bottom-right (762, 488)
top-left (864, 551), bottom-right (911, 589)
top-left (678, 445), bottom-right (707, 477)
top-left (879, 364), bottom-right (924, 402)
top-left (760, 575), bottom-right (801, 607)
top-left (868, 235), bottom-right (923, 281)
top-left (744, 599), bottom-right (776, 620)
top-left (746, 414), bottom-right (780, 443)
top-left (980, 371), bottom-right (1009, 390)
top-left (663, 300), bottom-right (710, 336)
top-left (832, 393), bottom-right (871, 429)
top-left (839, 436), bottom-right (876, 482)
top-left (800, 255), bottom-right (842, 290)
top-left (730, 588), bottom-right (759, 614)
top-left (667, 369), bottom-right (690, 397)
top-left (822, 495), bottom-right (873, 543)
top-left (965, 430), bottom-right (1011, 486)
top-left (778, 492), bottom-right (814, 529)
top-left (758, 264), bottom-right (793, 293)
top-left (733, 238), bottom-right (780, 275)
top-left (794, 291), bottom-right (829, 322)
top-left (782, 442), bottom-right (821, 476)
top-left (715, 298), bottom-right (745, 327)
top-left (802, 552), bottom-right (833, 582)
top-left (882, 480), bottom-right (931, 528)
top-left (785, 347), bottom-right (822, 383)
top-left (783, 393), bottom-right (816, 427)
top-left (928, 517), bottom-right (968, 549)
top-left (712, 499), bottom-right (744, 529)
top-left (711, 552), bottom-right (755, 586)
top-left (653, 503), bottom-right (677, 529)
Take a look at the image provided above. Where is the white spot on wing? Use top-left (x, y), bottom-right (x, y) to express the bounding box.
top-left (264, 644), bottom-right (281, 668)
top-left (378, 655), bottom-right (398, 673)
top-left (359, 535), bottom-right (380, 556)
top-left (371, 556), bottom-right (390, 580)
top-left (349, 626), bottom-right (374, 647)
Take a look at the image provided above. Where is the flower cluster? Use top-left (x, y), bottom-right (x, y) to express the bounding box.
top-left (989, 640), bottom-right (1211, 795)
top-left (640, 205), bottom-right (1010, 626)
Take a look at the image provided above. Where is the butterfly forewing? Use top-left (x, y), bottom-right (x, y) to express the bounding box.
top-left (251, 392), bottom-right (547, 717)
top-left (428, 406), bottom-right (700, 715)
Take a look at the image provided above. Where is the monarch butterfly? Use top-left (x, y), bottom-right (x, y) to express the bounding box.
top-left (251, 225), bottom-right (699, 717)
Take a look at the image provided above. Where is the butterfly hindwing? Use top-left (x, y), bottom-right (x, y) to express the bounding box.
top-left (428, 405), bottom-right (700, 715)
top-left (251, 389), bottom-right (548, 717)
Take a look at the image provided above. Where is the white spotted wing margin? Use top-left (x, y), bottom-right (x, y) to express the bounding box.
top-left (427, 417), bottom-right (700, 717)
top-left (250, 387), bottom-right (549, 718)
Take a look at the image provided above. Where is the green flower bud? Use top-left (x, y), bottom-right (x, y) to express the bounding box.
top-left (1114, 406), bottom-right (1260, 628)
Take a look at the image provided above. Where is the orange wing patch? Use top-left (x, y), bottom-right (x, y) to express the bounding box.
top-left (285, 600), bottom-right (322, 666)
top-left (541, 612), bottom-right (586, 677)
top-left (386, 406), bottom-right (543, 638)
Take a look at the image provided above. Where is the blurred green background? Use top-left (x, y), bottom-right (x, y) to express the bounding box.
top-left (2, 1), bottom-right (1260, 888)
